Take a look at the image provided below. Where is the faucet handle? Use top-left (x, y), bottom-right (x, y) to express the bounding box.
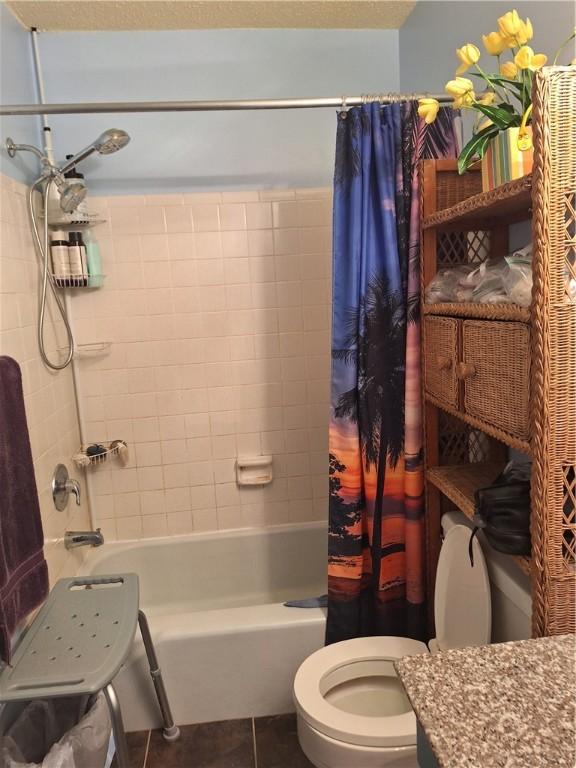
top-left (52, 464), bottom-right (81, 510)
top-left (66, 477), bottom-right (81, 505)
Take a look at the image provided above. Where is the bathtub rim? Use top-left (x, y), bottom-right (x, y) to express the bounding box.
top-left (79, 519), bottom-right (328, 573)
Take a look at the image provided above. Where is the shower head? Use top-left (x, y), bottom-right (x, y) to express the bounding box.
top-left (54, 175), bottom-right (88, 214)
top-left (59, 129), bottom-right (130, 174)
top-left (94, 129), bottom-right (131, 155)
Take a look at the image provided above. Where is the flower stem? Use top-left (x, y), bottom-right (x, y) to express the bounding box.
top-left (474, 63), bottom-right (510, 104)
top-left (552, 28), bottom-right (576, 64)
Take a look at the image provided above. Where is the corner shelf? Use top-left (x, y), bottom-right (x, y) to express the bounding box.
top-left (423, 174), bottom-right (532, 231)
top-left (52, 273), bottom-right (105, 289)
top-left (73, 440), bottom-right (128, 468)
top-left (48, 215), bottom-right (106, 231)
top-left (427, 463), bottom-right (531, 576)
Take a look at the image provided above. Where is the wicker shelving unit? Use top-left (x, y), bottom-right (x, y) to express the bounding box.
top-left (421, 67), bottom-right (576, 639)
top-left (426, 464), bottom-right (531, 576)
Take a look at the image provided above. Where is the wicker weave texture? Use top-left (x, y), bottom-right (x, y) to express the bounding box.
top-left (426, 392), bottom-right (532, 456)
top-left (427, 463), bottom-right (531, 576)
top-left (438, 412), bottom-right (492, 466)
top-left (435, 168), bottom-right (483, 212)
top-left (425, 173), bottom-right (532, 229)
top-left (462, 320), bottom-right (531, 441)
top-left (423, 316), bottom-right (460, 408)
top-left (436, 230), bottom-right (491, 268)
top-left (423, 302), bottom-right (530, 323)
top-left (531, 67), bottom-right (576, 637)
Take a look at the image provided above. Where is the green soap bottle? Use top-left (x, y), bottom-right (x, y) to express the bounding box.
top-left (84, 230), bottom-right (103, 288)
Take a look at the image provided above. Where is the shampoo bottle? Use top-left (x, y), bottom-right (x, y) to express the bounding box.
top-left (68, 232), bottom-right (85, 285)
top-left (50, 230), bottom-right (70, 287)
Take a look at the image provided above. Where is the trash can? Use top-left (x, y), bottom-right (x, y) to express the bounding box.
top-left (1, 692), bottom-right (111, 768)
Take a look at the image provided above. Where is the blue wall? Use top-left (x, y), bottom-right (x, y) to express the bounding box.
top-left (400, 1), bottom-right (575, 92)
top-left (0, 4), bottom-right (41, 182)
top-left (33, 29), bottom-right (399, 194)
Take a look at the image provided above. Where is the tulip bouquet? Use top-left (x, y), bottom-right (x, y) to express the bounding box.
top-left (418, 9), bottom-right (576, 174)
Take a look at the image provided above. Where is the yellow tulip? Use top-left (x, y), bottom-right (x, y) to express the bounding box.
top-left (498, 10), bottom-right (533, 45)
top-left (478, 92), bottom-right (496, 105)
top-left (452, 92), bottom-right (476, 109)
top-left (519, 18), bottom-right (533, 44)
top-left (572, 58), bottom-right (576, 66)
top-left (455, 43), bottom-right (481, 74)
top-left (500, 60), bottom-right (519, 78)
top-left (445, 77), bottom-right (475, 96)
top-left (482, 31), bottom-right (508, 56)
top-left (417, 98), bottom-right (440, 124)
top-left (514, 46), bottom-right (548, 71)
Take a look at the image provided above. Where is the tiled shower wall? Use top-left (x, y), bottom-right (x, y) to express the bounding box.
top-left (70, 188), bottom-right (332, 540)
top-left (0, 173), bottom-right (90, 582)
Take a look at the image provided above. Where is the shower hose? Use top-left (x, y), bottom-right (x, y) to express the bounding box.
top-left (28, 176), bottom-right (75, 370)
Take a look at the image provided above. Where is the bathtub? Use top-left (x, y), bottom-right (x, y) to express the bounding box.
top-left (80, 522), bottom-right (327, 731)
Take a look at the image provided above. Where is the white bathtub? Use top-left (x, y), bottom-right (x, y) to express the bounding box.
top-left (81, 522), bottom-right (327, 731)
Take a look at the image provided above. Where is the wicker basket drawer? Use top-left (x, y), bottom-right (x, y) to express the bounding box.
top-left (424, 316), bottom-right (460, 408)
top-left (460, 320), bottom-right (531, 440)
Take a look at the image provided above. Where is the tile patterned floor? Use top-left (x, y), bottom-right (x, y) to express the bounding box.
top-left (112, 714), bottom-right (315, 768)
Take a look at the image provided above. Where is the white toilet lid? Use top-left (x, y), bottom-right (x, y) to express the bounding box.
top-left (434, 524), bottom-right (491, 651)
top-left (293, 636), bottom-right (428, 748)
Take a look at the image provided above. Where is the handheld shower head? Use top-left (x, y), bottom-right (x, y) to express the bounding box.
top-left (59, 128), bottom-right (130, 174)
top-left (94, 129), bottom-right (131, 155)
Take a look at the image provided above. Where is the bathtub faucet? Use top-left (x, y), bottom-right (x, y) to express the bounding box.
top-left (64, 528), bottom-right (105, 549)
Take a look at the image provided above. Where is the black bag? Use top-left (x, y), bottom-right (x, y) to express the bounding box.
top-left (469, 461), bottom-right (531, 560)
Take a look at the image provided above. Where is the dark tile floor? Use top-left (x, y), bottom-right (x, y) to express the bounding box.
top-left (112, 714), bottom-right (314, 768)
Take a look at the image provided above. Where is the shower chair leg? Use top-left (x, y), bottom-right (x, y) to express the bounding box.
top-left (138, 609), bottom-right (181, 741)
top-left (104, 682), bottom-right (130, 768)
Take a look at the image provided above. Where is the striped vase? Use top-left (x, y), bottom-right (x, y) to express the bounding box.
top-left (481, 126), bottom-right (534, 192)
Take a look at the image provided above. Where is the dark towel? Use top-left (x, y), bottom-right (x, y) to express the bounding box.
top-left (0, 357), bottom-right (48, 662)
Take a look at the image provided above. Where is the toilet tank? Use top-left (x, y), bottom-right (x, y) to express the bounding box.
top-left (441, 511), bottom-right (532, 642)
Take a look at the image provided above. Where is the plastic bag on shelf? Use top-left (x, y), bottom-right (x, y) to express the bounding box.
top-left (470, 259), bottom-right (511, 304)
top-left (1, 693), bottom-right (111, 768)
top-left (425, 264), bottom-right (476, 303)
top-left (503, 243), bottom-right (533, 307)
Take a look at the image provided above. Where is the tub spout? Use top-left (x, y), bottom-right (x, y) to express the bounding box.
top-left (64, 528), bottom-right (104, 549)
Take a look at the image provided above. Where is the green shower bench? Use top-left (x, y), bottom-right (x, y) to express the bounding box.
top-left (0, 574), bottom-right (180, 767)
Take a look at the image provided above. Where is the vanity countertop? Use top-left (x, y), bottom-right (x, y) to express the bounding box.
top-left (395, 634), bottom-right (576, 768)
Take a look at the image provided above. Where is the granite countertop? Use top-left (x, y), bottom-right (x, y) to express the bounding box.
top-left (395, 634), bottom-right (576, 768)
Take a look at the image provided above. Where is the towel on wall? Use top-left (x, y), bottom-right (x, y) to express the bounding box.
top-left (0, 356), bottom-right (49, 663)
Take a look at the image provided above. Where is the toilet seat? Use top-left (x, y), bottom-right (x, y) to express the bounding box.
top-left (294, 636), bottom-right (427, 748)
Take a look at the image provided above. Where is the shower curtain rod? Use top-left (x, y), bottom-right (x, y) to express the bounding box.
top-left (0, 94), bottom-right (451, 116)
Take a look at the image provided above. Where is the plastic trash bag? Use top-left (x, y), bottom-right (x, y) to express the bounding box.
top-left (2, 693), bottom-right (111, 768)
top-left (503, 244), bottom-right (533, 307)
top-left (470, 259), bottom-right (511, 304)
top-left (425, 264), bottom-right (476, 303)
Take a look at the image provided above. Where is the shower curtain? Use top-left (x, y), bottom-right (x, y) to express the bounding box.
top-left (326, 101), bottom-right (459, 645)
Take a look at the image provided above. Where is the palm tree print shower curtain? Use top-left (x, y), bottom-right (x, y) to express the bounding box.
top-left (327, 102), bottom-right (459, 645)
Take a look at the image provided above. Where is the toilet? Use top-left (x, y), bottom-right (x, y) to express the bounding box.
top-left (294, 516), bottom-right (492, 768)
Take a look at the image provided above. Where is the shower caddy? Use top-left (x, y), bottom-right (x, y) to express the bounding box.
top-left (420, 67), bottom-right (575, 639)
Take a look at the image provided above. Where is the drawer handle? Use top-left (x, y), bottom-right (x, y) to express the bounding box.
top-left (457, 362), bottom-right (477, 380)
top-left (435, 355), bottom-right (452, 371)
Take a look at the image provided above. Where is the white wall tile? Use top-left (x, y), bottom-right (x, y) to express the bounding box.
top-left (219, 204), bottom-right (246, 231)
top-left (191, 204), bottom-right (220, 232)
top-left (246, 202), bottom-right (272, 230)
top-left (66, 184), bottom-right (331, 540)
top-left (164, 206), bottom-right (193, 233)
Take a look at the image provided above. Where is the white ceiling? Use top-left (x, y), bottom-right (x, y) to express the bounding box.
top-left (5, 0), bottom-right (416, 31)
